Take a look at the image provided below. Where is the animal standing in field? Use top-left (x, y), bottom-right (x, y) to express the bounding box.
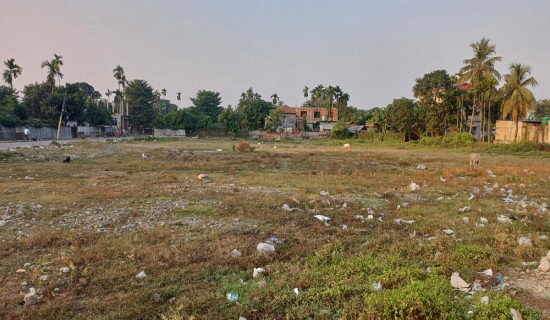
top-left (470, 153), bottom-right (481, 168)
top-left (142, 153), bottom-right (148, 161)
top-left (342, 143), bottom-right (350, 151)
top-left (63, 156), bottom-right (71, 163)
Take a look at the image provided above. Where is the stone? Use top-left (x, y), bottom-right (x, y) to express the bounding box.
top-left (546, 250), bottom-right (550, 262)
top-left (409, 182), bottom-right (420, 191)
top-left (538, 258), bottom-right (550, 273)
top-left (510, 308), bottom-right (523, 320)
top-left (16, 268), bottom-right (26, 273)
top-left (24, 287), bottom-right (42, 305)
top-left (417, 164), bottom-right (427, 170)
top-left (40, 275), bottom-right (48, 281)
top-left (60, 267), bottom-right (70, 273)
top-left (517, 237), bottom-right (532, 247)
top-left (197, 174), bottom-right (207, 180)
top-left (22, 281), bottom-right (28, 286)
top-left (253, 267), bottom-right (266, 278)
top-left (229, 249), bottom-right (242, 258)
top-left (256, 243), bottom-right (275, 255)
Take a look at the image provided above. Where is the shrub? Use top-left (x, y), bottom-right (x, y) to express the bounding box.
top-left (237, 141), bottom-right (254, 152)
top-left (417, 132), bottom-right (475, 148)
top-left (330, 121), bottom-right (351, 139)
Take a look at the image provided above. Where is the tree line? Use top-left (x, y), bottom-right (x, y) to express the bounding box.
top-left (359, 37), bottom-right (547, 142)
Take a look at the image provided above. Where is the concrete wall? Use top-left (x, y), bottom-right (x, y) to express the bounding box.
top-left (154, 128), bottom-right (186, 137)
top-left (495, 120), bottom-right (549, 144)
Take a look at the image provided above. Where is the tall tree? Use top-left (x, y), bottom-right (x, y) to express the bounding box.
top-left (271, 93), bottom-right (279, 105)
top-left (385, 98), bottom-right (419, 141)
top-left (499, 63), bottom-right (538, 141)
top-left (460, 38), bottom-right (501, 135)
top-left (177, 92), bottom-right (181, 109)
top-left (190, 90), bottom-right (223, 123)
top-left (41, 54), bottom-right (64, 92)
top-left (3, 58), bottom-right (23, 89)
top-left (125, 80), bottom-right (156, 131)
top-left (113, 65), bottom-right (125, 90)
top-left (303, 86), bottom-right (309, 98)
top-left (237, 88), bottom-right (273, 130)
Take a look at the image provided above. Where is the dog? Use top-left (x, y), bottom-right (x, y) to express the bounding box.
top-left (63, 157), bottom-right (71, 163)
top-left (469, 153), bottom-right (480, 168)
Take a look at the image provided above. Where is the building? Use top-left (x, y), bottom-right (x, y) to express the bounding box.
top-left (277, 105), bottom-right (338, 131)
top-left (495, 120), bottom-right (549, 144)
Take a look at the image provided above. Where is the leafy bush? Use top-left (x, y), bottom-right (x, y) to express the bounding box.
top-left (330, 121), bottom-right (352, 139)
top-left (0, 113), bottom-right (20, 127)
top-left (417, 132), bottom-right (475, 148)
top-left (357, 131), bottom-right (403, 143)
top-left (488, 141), bottom-right (550, 154)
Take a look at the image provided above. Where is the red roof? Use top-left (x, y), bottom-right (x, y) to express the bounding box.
top-left (278, 105), bottom-right (295, 114)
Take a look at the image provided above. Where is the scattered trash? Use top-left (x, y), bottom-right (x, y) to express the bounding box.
top-left (342, 224), bottom-right (348, 230)
top-left (478, 269), bottom-right (493, 277)
top-left (342, 202), bottom-right (347, 208)
top-left (440, 176), bottom-right (446, 182)
top-left (472, 282), bottom-right (484, 292)
top-left (197, 174), bottom-right (207, 180)
top-left (517, 237), bottom-right (532, 247)
top-left (443, 229), bottom-right (454, 235)
top-left (320, 190), bottom-right (329, 196)
top-left (314, 215), bottom-right (331, 222)
top-left (230, 249), bottom-right (242, 258)
top-left (294, 288), bottom-right (299, 296)
top-left (472, 187), bottom-right (480, 194)
top-left (282, 204), bottom-right (293, 212)
top-left (417, 164), bottom-right (427, 170)
top-left (450, 272), bottom-right (469, 291)
top-left (227, 293), bottom-right (238, 302)
top-left (409, 230), bottom-right (416, 238)
top-left (367, 215), bottom-right (374, 220)
top-left (238, 317), bottom-right (247, 320)
top-left (497, 214), bottom-right (512, 224)
top-left (409, 182), bottom-right (420, 191)
top-left (253, 268), bottom-right (266, 278)
top-left (355, 215), bottom-right (365, 220)
top-left (24, 287), bottom-right (42, 305)
top-left (480, 217), bottom-right (488, 223)
top-left (372, 281), bottom-right (382, 291)
top-left (487, 170), bottom-right (496, 178)
top-left (510, 308), bottom-right (523, 320)
top-left (269, 235), bottom-right (283, 244)
top-left (468, 193), bottom-right (475, 201)
top-left (60, 267), bottom-right (70, 273)
top-left (461, 217), bottom-right (469, 223)
top-left (292, 197), bottom-right (300, 204)
top-left (393, 218), bottom-right (415, 224)
top-left (459, 206), bottom-right (471, 213)
top-left (216, 149), bottom-right (222, 152)
top-left (436, 196), bottom-right (445, 201)
top-left (539, 234), bottom-right (547, 240)
top-left (256, 243), bottom-right (275, 255)
top-left (481, 296), bottom-right (489, 305)
top-left (135, 271), bottom-right (147, 279)
top-left (321, 198), bottom-right (331, 206)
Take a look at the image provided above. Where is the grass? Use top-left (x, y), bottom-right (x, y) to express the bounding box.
top-left (0, 139), bottom-right (549, 319)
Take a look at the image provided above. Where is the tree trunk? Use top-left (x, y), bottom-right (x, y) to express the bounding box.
top-left (469, 96), bottom-right (476, 135)
top-left (513, 115), bottom-right (519, 142)
top-left (480, 99), bottom-right (484, 142)
top-left (487, 99), bottom-right (491, 143)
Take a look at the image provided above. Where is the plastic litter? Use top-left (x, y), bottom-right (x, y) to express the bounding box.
top-left (253, 268), bottom-right (266, 278)
top-left (355, 215), bottom-right (365, 220)
top-left (462, 217), bottom-right (469, 223)
top-left (293, 197), bottom-right (300, 204)
top-left (443, 229), bottom-right (454, 235)
top-left (497, 214), bottom-right (512, 224)
top-left (468, 193), bottom-right (475, 201)
top-left (458, 206), bottom-right (471, 213)
top-left (394, 218), bottom-right (415, 224)
top-left (440, 176), bottom-right (446, 182)
top-left (517, 237), bottom-right (532, 246)
top-left (478, 269), bottom-right (493, 277)
top-left (320, 190), bottom-right (329, 196)
top-left (510, 308), bottom-right (523, 320)
top-left (230, 249), bottom-right (242, 258)
top-left (409, 182), bottom-right (420, 191)
top-left (269, 236), bottom-right (283, 244)
top-left (481, 296), bottom-right (489, 305)
top-left (372, 281), bottom-right (382, 291)
top-left (480, 217), bottom-right (488, 223)
top-left (282, 204), bottom-right (294, 212)
top-left (135, 271), bottom-right (147, 279)
top-left (539, 234), bottom-right (548, 240)
top-left (227, 293), bottom-right (238, 302)
top-left (417, 164), bottom-right (427, 170)
top-left (314, 215), bottom-right (331, 221)
top-left (293, 288), bottom-right (299, 296)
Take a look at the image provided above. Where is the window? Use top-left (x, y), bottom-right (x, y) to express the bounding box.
top-left (314, 111), bottom-right (321, 118)
top-left (301, 111), bottom-right (307, 118)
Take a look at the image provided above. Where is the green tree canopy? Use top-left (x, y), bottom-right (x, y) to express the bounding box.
top-left (190, 90), bottom-right (223, 123)
top-left (237, 88), bottom-right (274, 130)
top-left (533, 99), bottom-right (550, 120)
top-left (385, 98), bottom-right (419, 141)
top-left (0, 86), bottom-right (20, 126)
top-left (126, 80), bottom-right (156, 131)
top-left (3, 58), bottom-right (23, 89)
top-left (218, 105), bottom-right (241, 136)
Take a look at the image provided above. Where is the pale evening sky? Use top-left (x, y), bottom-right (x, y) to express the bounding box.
top-left (1, 0), bottom-right (549, 109)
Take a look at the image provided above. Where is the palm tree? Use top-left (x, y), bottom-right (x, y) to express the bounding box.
top-left (113, 65), bottom-right (125, 90)
top-left (460, 38), bottom-right (502, 135)
top-left (3, 58), bottom-right (23, 89)
top-left (177, 92), bottom-right (181, 110)
top-left (499, 63), bottom-right (538, 141)
top-left (41, 54), bottom-right (64, 92)
top-left (271, 93), bottom-right (279, 105)
top-left (303, 86), bottom-right (309, 98)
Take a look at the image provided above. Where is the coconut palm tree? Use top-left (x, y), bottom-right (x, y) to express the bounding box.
top-left (460, 38), bottom-right (502, 135)
top-left (3, 58), bottom-right (23, 89)
top-left (271, 93), bottom-right (279, 105)
top-left (177, 92), bottom-right (181, 109)
top-left (303, 86), bottom-right (309, 98)
top-left (499, 63), bottom-right (538, 141)
top-left (113, 65), bottom-right (125, 90)
top-left (41, 54), bottom-right (64, 92)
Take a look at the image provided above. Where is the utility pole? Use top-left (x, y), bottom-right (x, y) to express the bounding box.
top-left (56, 91), bottom-right (67, 141)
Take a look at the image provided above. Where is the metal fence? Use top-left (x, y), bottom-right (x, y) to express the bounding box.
top-left (0, 126), bottom-right (119, 140)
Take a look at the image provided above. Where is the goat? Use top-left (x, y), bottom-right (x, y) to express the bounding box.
top-left (142, 153), bottom-right (148, 161)
top-left (342, 143), bottom-right (350, 151)
top-left (469, 153), bottom-right (480, 168)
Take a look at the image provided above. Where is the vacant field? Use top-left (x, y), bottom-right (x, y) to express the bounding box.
top-left (1, 138), bottom-right (549, 319)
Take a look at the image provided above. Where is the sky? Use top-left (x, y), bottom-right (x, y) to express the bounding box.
top-left (2, 0), bottom-right (549, 110)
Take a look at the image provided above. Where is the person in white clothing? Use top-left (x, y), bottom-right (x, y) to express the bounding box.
top-left (24, 127), bottom-right (30, 141)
